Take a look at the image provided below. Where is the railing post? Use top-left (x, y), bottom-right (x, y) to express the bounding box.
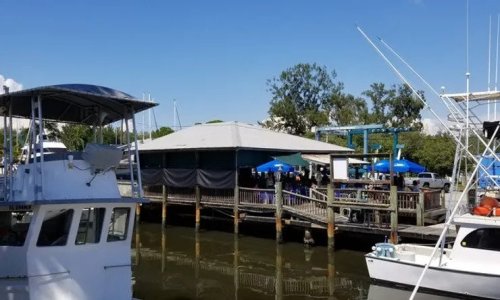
top-left (416, 191), bottom-right (424, 226)
top-left (327, 183), bottom-right (335, 249)
top-left (162, 185), bottom-right (168, 228)
top-left (195, 185), bottom-right (201, 232)
top-left (275, 181), bottom-right (283, 244)
top-left (234, 185), bottom-right (239, 234)
top-left (390, 185), bottom-right (398, 244)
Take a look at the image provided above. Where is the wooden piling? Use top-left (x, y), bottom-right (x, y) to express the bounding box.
top-left (416, 191), bottom-right (424, 226)
top-left (162, 185), bottom-right (168, 228)
top-left (234, 185), bottom-right (239, 234)
top-left (389, 185), bottom-right (398, 244)
top-left (195, 185), bottom-right (201, 231)
top-left (275, 181), bottom-right (283, 243)
top-left (327, 183), bottom-right (335, 249)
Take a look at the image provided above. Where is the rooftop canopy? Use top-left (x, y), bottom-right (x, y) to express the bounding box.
top-left (0, 84), bottom-right (158, 125)
top-left (139, 121), bottom-right (354, 153)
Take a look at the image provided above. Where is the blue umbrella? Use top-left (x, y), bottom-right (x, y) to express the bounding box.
top-left (256, 159), bottom-right (294, 173)
top-left (373, 159), bottom-right (426, 173)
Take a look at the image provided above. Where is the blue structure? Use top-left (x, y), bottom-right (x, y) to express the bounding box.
top-left (256, 159), bottom-right (294, 173)
top-left (315, 124), bottom-right (413, 156)
top-left (372, 159), bottom-right (426, 173)
top-left (478, 155), bottom-right (500, 188)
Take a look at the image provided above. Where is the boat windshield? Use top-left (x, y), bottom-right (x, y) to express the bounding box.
top-left (0, 210), bottom-right (32, 246)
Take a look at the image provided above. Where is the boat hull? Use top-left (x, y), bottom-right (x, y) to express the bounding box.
top-left (365, 254), bottom-right (500, 299)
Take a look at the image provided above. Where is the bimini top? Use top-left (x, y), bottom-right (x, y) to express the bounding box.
top-left (0, 84), bottom-right (158, 125)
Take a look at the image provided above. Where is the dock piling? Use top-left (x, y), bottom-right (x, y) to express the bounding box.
top-left (195, 185), bottom-right (201, 231)
top-left (327, 183), bottom-right (335, 249)
top-left (162, 185), bottom-right (168, 228)
top-left (416, 191), bottom-right (424, 226)
top-left (390, 185), bottom-right (398, 244)
top-left (275, 181), bottom-right (283, 243)
top-left (234, 185), bottom-right (239, 234)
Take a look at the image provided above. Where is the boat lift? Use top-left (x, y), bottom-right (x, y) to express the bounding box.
top-left (315, 124), bottom-right (413, 158)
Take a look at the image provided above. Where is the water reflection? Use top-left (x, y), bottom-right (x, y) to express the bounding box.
top-left (132, 224), bottom-right (370, 300)
top-left (367, 284), bottom-right (459, 300)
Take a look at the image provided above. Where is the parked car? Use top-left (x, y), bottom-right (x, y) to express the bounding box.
top-left (405, 172), bottom-right (451, 193)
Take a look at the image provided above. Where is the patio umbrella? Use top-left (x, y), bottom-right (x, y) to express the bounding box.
top-left (256, 159), bottom-right (294, 173)
top-left (372, 159), bottom-right (426, 173)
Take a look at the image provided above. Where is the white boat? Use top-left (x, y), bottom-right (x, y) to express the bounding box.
top-left (365, 213), bottom-right (500, 299)
top-left (0, 84), bottom-right (156, 300)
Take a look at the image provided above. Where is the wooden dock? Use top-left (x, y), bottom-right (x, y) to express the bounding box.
top-left (120, 181), bottom-right (450, 244)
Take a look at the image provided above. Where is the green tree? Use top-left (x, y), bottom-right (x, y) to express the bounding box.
top-left (325, 93), bottom-right (369, 126)
top-left (386, 84), bottom-right (425, 130)
top-left (362, 83), bottom-right (393, 124)
top-left (60, 124), bottom-right (92, 151)
top-left (206, 119), bottom-right (223, 124)
top-left (363, 83), bottom-right (424, 130)
top-left (400, 132), bottom-right (455, 176)
top-left (152, 126), bottom-right (174, 139)
top-left (264, 63), bottom-right (341, 135)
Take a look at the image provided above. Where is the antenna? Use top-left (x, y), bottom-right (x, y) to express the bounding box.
top-left (148, 93), bottom-right (152, 140)
top-left (142, 93), bottom-right (145, 143)
top-left (173, 99), bottom-right (177, 131)
top-left (465, 0), bottom-right (470, 72)
top-left (488, 15), bottom-right (492, 120)
top-left (496, 14), bottom-right (500, 91)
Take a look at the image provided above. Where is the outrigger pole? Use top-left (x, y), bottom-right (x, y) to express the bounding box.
top-left (356, 24), bottom-right (500, 299)
top-left (377, 37), bottom-right (500, 175)
top-left (357, 26), bottom-right (500, 188)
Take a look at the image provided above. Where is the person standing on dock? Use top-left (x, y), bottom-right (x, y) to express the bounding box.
top-left (397, 173), bottom-right (405, 191)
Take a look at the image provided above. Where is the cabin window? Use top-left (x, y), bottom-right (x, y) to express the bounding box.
top-left (107, 207), bottom-right (130, 242)
top-left (461, 228), bottom-right (500, 251)
top-left (75, 208), bottom-right (105, 245)
top-left (37, 209), bottom-right (74, 247)
top-left (0, 210), bottom-right (32, 246)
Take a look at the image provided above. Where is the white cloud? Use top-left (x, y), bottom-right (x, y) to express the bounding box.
top-left (422, 118), bottom-right (443, 135)
top-left (0, 74), bottom-right (23, 94)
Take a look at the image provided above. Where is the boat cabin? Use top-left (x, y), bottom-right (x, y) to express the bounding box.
top-left (0, 84), bottom-right (157, 300)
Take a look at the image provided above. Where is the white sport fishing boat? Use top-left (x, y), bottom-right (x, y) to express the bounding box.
top-left (366, 213), bottom-right (500, 299)
top-left (0, 84), bottom-right (156, 300)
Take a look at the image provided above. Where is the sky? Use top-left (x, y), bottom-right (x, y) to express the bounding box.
top-left (1, 0), bottom-right (499, 132)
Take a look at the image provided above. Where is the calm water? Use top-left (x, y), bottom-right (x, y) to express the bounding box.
top-left (131, 224), bottom-right (457, 300)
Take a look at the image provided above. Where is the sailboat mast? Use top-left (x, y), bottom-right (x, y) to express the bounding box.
top-left (148, 93), bottom-right (152, 140)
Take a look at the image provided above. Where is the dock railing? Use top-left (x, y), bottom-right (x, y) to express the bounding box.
top-left (239, 187), bottom-right (276, 207)
top-left (282, 190), bottom-right (327, 222)
top-left (123, 181), bottom-right (445, 228)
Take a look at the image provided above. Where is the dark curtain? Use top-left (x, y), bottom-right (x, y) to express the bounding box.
top-left (141, 168), bottom-right (235, 189)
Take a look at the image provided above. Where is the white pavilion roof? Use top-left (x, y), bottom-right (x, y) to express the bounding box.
top-left (139, 121), bottom-right (353, 153)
